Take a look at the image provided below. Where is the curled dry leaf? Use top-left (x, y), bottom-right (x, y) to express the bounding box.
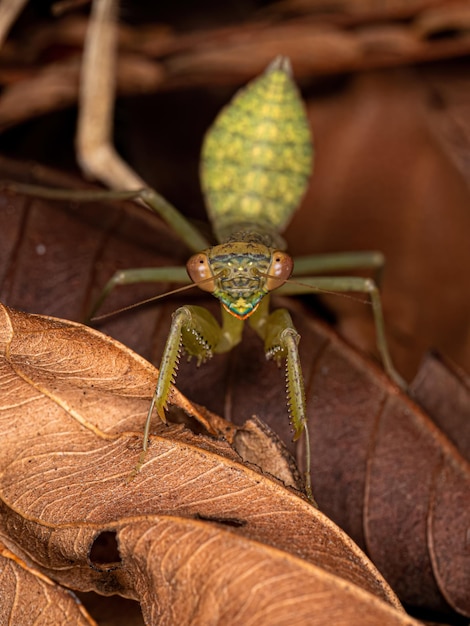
top-left (0, 539), bottom-right (96, 626)
top-left (116, 517), bottom-right (419, 626)
top-left (230, 415), bottom-right (303, 491)
top-left (0, 303), bottom-right (410, 623)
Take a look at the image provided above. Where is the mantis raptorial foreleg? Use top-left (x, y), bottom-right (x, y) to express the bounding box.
top-left (142, 304), bottom-right (243, 449)
top-left (248, 299), bottom-right (311, 498)
top-left (132, 304), bottom-right (219, 475)
top-left (150, 306), bottom-right (221, 423)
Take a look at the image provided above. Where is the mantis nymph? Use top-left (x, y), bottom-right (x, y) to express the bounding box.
top-left (3, 57), bottom-right (404, 501)
top-left (0, 0), bottom-right (405, 501)
top-left (133, 58), bottom-right (405, 500)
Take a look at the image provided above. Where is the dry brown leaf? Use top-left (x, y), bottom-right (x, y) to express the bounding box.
top-left (411, 352), bottom-right (470, 464)
top-left (116, 516), bottom-right (419, 626)
top-left (205, 294), bottom-right (470, 617)
top-left (0, 304), bottom-right (411, 623)
top-left (262, 298), bottom-right (469, 617)
top-left (0, 539), bottom-right (96, 625)
top-left (231, 415), bottom-right (302, 490)
top-left (414, 3), bottom-right (470, 39)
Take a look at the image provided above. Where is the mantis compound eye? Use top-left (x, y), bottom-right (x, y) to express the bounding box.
top-left (265, 251), bottom-right (293, 291)
top-left (186, 252), bottom-right (216, 293)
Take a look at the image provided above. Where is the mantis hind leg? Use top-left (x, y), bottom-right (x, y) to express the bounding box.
top-left (279, 274), bottom-right (406, 389)
top-left (76, 0), bottom-right (210, 252)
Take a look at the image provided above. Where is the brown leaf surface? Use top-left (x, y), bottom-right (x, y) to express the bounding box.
top-left (284, 298), bottom-right (470, 616)
top-left (0, 304), bottom-right (413, 623)
top-left (116, 517), bottom-right (418, 626)
top-left (0, 540), bottom-right (96, 626)
top-left (410, 352), bottom-right (470, 464)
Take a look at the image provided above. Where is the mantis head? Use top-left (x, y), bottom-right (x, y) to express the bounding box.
top-left (186, 241), bottom-right (293, 320)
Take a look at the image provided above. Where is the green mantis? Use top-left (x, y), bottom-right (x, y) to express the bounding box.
top-left (89, 56), bottom-right (404, 499)
top-left (1, 56), bottom-right (404, 501)
top-left (0, 0), bottom-right (406, 502)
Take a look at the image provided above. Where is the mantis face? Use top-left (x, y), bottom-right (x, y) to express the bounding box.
top-left (187, 241), bottom-right (293, 320)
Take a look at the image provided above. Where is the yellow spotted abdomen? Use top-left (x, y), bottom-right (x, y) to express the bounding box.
top-left (200, 57), bottom-right (313, 244)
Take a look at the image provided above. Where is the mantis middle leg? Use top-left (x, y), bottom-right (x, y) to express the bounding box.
top-left (88, 266), bottom-right (190, 321)
top-left (278, 261), bottom-right (406, 389)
